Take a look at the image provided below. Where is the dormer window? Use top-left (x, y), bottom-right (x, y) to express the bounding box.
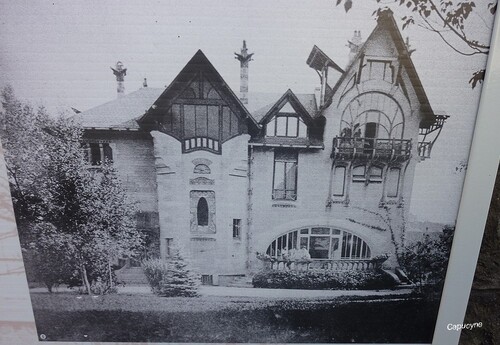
top-left (362, 59), bottom-right (394, 83)
top-left (266, 114), bottom-right (307, 138)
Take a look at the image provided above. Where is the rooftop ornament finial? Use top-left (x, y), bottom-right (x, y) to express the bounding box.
top-left (111, 61), bottom-right (127, 97)
top-left (234, 40), bottom-right (254, 105)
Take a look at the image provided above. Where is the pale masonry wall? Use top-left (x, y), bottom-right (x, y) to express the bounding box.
top-left (151, 130), bottom-right (249, 281)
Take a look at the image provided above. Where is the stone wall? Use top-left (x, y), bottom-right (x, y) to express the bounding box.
top-left (151, 130), bottom-right (250, 280)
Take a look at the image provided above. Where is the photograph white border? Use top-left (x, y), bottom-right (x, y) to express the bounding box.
top-left (0, 6), bottom-right (499, 345)
top-left (432, 10), bottom-right (500, 345)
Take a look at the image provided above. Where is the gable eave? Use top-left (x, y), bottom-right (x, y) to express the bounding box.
top-left (325, 9), bottom-right (436, 121)
top-left (137, 50), bottom-right (260, 131)
top-left (259, 89), bottom-right (316, 126)
top-left (307, 45), bottom-right (345, 74)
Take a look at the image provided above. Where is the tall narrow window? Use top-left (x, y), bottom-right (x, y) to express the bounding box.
top-left (232, 219), bottom-right (241, 239)
top-left (103, 144), bottom-right (113, 162)
top-left (90, 144), bottom-right (101, 165)
top-left (190, 191), bottom-right (215, 233)
top-left (273, 150), bottom-right (298, 200)
top-left (84, 143), bottom-right (113, 166)
top-left (386, 167), bottom-right (401, 197)
top-left (197, 197), bottom-right (209, 226)
top-left (332, 166), bottom-right (346, 196)
top-left (164, 238), bottom-right (173, 258)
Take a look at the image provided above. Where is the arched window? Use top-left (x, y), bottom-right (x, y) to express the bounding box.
top-left (197, 197), bottom-right (209, 226)
top-left (265, 227), bottom-right (371, 260)
top-left (340, 92), bottom-right (405, 140)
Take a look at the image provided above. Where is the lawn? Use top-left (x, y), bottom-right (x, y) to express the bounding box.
top-left (31, 292), bottom-right (439, 343)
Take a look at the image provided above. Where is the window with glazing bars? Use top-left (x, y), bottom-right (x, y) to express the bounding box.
top-left (82, 142), bottom-right (113, 165)
top-left (272, 149), bottom-right (298, 200)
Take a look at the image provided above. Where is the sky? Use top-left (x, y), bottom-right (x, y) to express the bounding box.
top-left (0, 0), bottom-right (496, 224)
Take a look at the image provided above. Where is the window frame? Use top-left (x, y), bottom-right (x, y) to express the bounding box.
top-left (82, 142), bottom-right (113, 166)
top-left (366, 59), bottom-right (394, 83)
top-left (272, 149), bottom-right (298, 201)
top-left (266, 113), bottom-right (306, 138)
top-left (232, 219), bottom-right (242, 239)
top-left (197, 197), bottom-right (209, 226)
top-left (265, 227), bottom-right (371, 260)
top-left (386, 167), bottom-right (401, 198)
top-left (164, 238), bottom-right (173, 258)
top-left (332, 165), bottom-right (347, 197)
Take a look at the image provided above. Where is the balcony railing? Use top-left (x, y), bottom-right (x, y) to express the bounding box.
top-left (264, 259), bottom-right (381, 271)
top-left (417, 141), bottom-right (432, 159)
top-left (332, 137), bottom-right (411, 162)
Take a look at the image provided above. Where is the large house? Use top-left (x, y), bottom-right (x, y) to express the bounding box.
top-left (78, 10), bottom-right (447, 285)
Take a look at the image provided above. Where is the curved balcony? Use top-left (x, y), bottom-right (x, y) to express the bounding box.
top-left (332, 137), bottom-right (411, 162)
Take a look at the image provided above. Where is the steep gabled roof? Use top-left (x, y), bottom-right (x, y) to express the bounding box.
top-left (326, 9), bottom-right (437, 126)
top-left (77, 87), bottom-right (164, 129)
top-left (254, 89), bottom-right (317, 125)
top-left (306, 45), bottom-right (344, 74)
top-left (248, 89), bottom-right (324, 148)
top-left (138, 49), bottom-right (259, 131)
top-left (250, 92), bottom-right (317, 123)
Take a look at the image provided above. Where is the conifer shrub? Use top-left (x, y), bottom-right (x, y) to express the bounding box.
top-left (142, 249), bottom-right (200, 297)
top-left (252, 269), bottom-right (396, 290)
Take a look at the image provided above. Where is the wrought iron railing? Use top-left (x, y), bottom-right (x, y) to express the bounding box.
top-left (332, 137), bottom-right (411, 161)
top-left (417, 141), bottom-right (432, 159)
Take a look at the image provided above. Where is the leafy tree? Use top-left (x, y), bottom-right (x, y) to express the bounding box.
top-left (336, 0), bottom-right (497, 88)
top-left (399, 226), bottom-right (454, 297)
top-left (0, 86), bottom-right (144, 294)
top-left (24, 223), bottom-right (78, 292)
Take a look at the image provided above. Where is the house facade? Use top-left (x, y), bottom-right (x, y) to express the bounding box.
top-left (78, 11), bottom-right (446, 284)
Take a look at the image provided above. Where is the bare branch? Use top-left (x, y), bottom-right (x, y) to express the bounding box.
top-left (418, 17), bottom-right (486, 56)
top-left (427, 0), bottom-right (490, 50)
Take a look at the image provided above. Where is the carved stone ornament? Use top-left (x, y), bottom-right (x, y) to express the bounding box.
top-left (190, 177), bottom-right (215, 185)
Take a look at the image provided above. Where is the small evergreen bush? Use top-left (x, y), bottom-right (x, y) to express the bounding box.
top-left (142, 249), bottom-right (200, 297)
top-left (252, 269), bottom-right (396, 290)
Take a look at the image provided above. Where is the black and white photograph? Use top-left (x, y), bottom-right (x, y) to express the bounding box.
top-left (0, 0), bottom-right (497, 343)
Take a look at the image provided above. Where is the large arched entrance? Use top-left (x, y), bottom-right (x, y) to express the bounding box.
top-left (265, 226), bottom-right (371, 261)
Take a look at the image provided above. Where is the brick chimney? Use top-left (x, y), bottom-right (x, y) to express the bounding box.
top-left (234, 40), bottom-right (254, 105)
top-left (111, 61), bottom-right (127, 98)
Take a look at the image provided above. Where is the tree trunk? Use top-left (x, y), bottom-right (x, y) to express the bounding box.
top-left (81, 264), bottom-right (91, 295)
top-left (108, 260), bottom-right (113, 289)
